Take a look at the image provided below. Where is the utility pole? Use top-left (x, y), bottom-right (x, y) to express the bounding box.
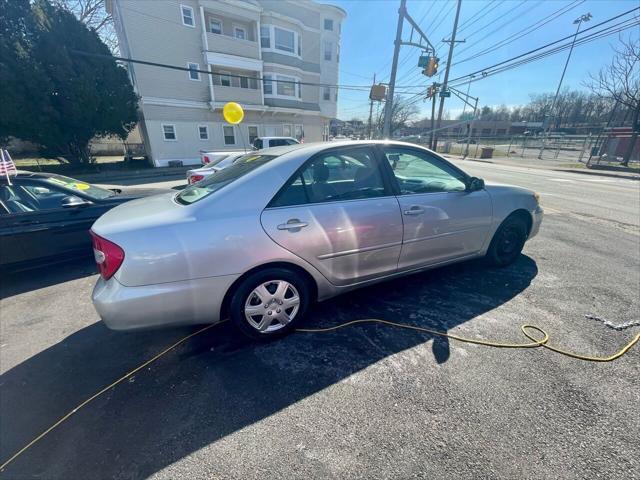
top-left (464, 96), bottom-right (479, 157)
top-left (429, 84), bottom-right (437, 149)
top-left (368, 73), bottom-right (376, 139)
top-left (383, 0), bottom-right (406, 138)
top-left (449, 84), bottom-right (479, 158)
top-left (538, 12), bottom-right (592, 159)
top-left (382, 0), bottom-right (436, 138)
top-left (433, 0), bottom-right (463, 152)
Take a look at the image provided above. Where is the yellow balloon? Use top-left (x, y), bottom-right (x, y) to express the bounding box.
top-left (222, 102), bottom-right (244, 124)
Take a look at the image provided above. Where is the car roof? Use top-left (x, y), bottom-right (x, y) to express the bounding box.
top-left (258, 139), bottom-right (431, 157)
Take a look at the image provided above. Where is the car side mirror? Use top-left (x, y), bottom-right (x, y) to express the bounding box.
top-left (466, 177), bottom-right (485, 192)
top-left (61, 195), bottom-right (92, 208)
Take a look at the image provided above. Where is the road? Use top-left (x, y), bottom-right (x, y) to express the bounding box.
top-left (1, 163), bottom-right (638, 479)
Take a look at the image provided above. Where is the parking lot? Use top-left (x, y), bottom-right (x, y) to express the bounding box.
top-left (1, 162), bottom-right (638, 479)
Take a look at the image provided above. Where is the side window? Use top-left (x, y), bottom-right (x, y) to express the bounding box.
top-left (269, 148), bottom-right (386, 207)
top-left (0, 185), bottom-right (37, 213)
top-left (253, 138), bottom-right (263, 149)
top-left (20, 183), bottom-right (69, 210)
top-left (383, 148), bottom-right (467, 194)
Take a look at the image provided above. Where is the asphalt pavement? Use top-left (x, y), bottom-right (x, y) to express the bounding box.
top-left (1, 163), bottom-right (638, 479)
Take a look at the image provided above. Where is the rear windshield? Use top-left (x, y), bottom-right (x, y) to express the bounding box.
top-left (176, 154), bottom-right (277, 205)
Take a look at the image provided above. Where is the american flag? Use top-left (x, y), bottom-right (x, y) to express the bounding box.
top-left (1, 150), bottom-right (17, 181)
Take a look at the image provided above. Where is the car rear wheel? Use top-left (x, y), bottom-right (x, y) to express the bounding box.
top-left (229, 268), bottom-right (310, 340)
top-left (485, 215), bottom-right (528, 267)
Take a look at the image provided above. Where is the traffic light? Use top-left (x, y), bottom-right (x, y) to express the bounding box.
top-left (423, 56), bottom-right (439, 77)
top-left (426, 83), bottom-right (439, 99)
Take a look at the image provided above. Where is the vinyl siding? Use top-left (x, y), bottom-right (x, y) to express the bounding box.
top-left (116, 0), bottom-right (208, 101)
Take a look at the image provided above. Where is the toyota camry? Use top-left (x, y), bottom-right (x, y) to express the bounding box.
top-left (91, 141), bottom-right (543, 339)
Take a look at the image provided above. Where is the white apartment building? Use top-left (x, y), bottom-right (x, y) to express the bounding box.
top-left (106, 0), bottom-right (346, 166)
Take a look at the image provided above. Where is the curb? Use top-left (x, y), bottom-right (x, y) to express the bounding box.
top-left (554, 168), bottom-right (640, 181)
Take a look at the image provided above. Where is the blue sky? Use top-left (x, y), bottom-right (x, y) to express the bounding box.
top-left (332, 0), bottom-right (640, 120)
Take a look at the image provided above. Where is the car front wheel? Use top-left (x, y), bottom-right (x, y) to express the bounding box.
top-left (229, 268), bottom-right (310, 340)
top-left (485, 215), bottom-right (528, 267)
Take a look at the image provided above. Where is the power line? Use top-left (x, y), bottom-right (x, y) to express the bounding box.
top-left (454, 0), bottom-right (584, 64)
top-left (456, 0), bottom-right (506, 36)
top-left (448, 18), bottom-right (640, 89)
top-left (458, 0), bottom-right (530, 41)
top-left (70, 50), bottom-right (376, 90)
top-left (447, 7), bottom-right (640, 84)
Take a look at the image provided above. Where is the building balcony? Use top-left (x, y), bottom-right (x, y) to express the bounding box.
top-left (206, 33), bottom-right (260, 60)
top-left (213, 85), bottom-right (262, 105)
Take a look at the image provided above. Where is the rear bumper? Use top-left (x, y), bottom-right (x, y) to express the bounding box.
top-left (529, 205), bottom-right (543, 239)
top-left (92, 274), bottom-right (240, 331)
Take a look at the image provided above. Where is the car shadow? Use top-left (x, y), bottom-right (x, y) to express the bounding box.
top-left (0, 257), bottom-right (97, 300)
top-left (0, 255), bottom-right (537, 479)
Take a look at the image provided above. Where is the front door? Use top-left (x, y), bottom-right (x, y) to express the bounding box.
top-left (379, 146), bottom-right (492, 270)
top-left (261, 146), bottom-right (403, 286)
top-left (8, 181), bottom-right (103, 261)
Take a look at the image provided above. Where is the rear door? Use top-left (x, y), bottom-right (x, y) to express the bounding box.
top-left (379, 146), bottom-right (492, 270)
top-left (261, 146), bottom-right (403, 286)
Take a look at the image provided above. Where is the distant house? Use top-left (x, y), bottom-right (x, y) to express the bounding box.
top-left (107, 0), bottom-right (346, 166)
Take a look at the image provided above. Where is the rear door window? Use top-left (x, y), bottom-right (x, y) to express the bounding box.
top-left (269, 147), bottom-right (387, 207)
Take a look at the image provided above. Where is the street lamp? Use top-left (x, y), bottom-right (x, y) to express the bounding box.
top-left (538, 12), bottom-right (592, 159)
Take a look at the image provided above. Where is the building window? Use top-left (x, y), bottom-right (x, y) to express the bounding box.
top-left (162, 124), bottom-right (177, 141)
top-left (180, 5), bottom-right (194, 27)
top-left (276, 75), bottom-right (297, 97)
top-left (274, 27), bottom-right (295, 53)
top-left (234, 26), bottom-right (246, 40)
top-left (263, 74), bottom-right (273, 94)
top-left (219, 71), bottom-right (231, 87)
top-left (223, 126), bottom-right (235, 145)
top-left (187, 62), bottom-right (200, 81)
top-left (283, 125), bottom-right (292, 137)
top-left (336, 44), bottom-right (340, 62)
top-left (260, 26), bottom-right (270, 48)
top-left (240, 76), bottom-right (248, 89)
top-left (294, 124), bottom-right (303, 141)
top-left (324, 19), bottom-right (333, 31)
top-left (248, 126), bottom-right (258, 144)
top-left (209, 18), bottom-right (222, 34)
top-left (323, 86), bottom-right (330, 101)
top-left (198, 125), bottom-right (209, 140)
top-left (324, 41), bottom-right (332, 61)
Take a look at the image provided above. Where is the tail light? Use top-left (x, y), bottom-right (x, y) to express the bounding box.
top-left (189, 174), bottom-right (205, 184)
top-left (203, 155), bottom-right (210, 164)
top-left (90, 231), bottom-right (124, 280)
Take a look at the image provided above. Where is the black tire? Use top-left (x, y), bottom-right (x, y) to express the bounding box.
top-left (485, 215), bottom-right (528, 267)
top-left (229, 268), bottom-right (311, 340)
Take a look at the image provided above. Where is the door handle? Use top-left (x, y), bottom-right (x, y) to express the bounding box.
top-left (277, 219), bottom-right (308, 231)
top-left (403, 205), bottom-right (425, 215)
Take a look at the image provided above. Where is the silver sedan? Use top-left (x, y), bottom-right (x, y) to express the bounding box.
top-left (91, 141), bottom-right (543, 339)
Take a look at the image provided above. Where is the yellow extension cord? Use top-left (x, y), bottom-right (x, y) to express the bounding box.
top-left (1, 318), bottom-right (638, 472)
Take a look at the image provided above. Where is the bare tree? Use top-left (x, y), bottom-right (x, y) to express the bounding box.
top-left (53, 0), bottom-right (118, 53)
top-left (376, 96), bottom-right (420, 137)
top-left (586, 36), bottom-right (639, 166)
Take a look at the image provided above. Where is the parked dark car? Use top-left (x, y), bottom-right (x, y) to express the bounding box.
top-left (0, 172), bottom-right (169, 270)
